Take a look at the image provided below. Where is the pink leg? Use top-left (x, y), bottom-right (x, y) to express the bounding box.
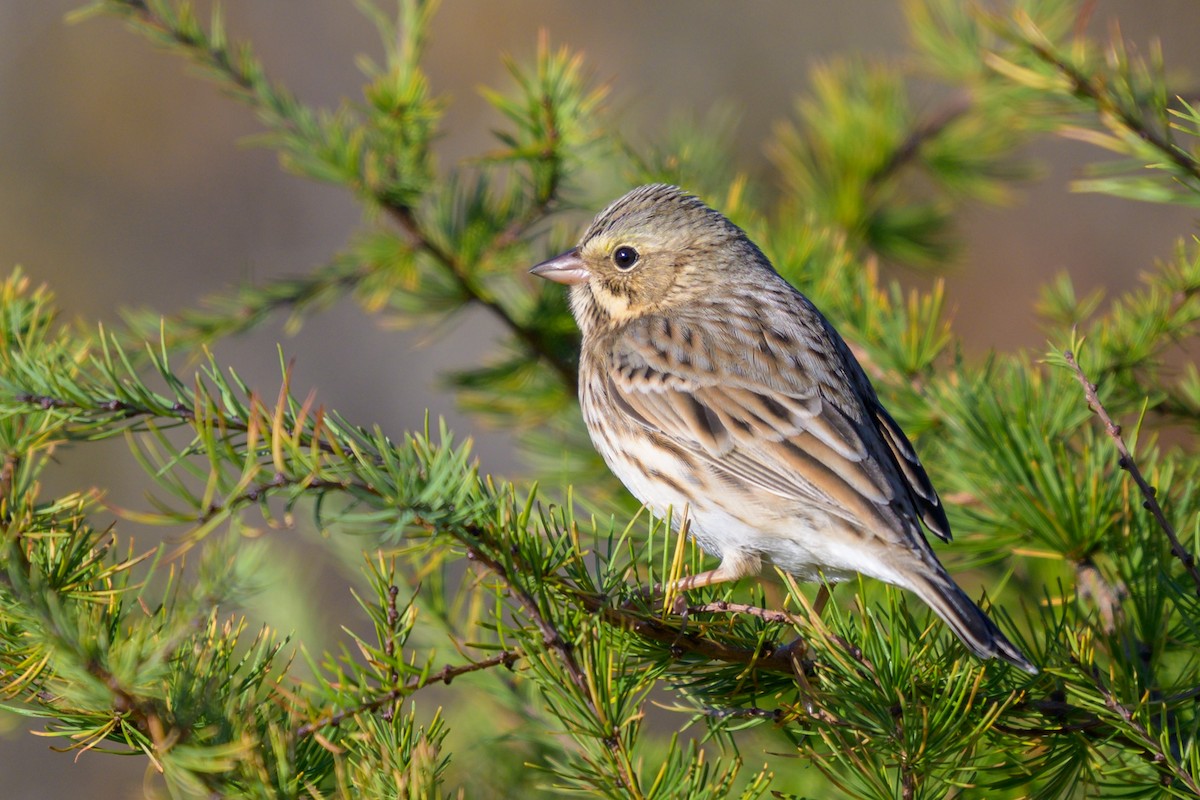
top-left (661, 552), bottom-right (762, 612)
top-left (812, 584), bottom-right (832, 616)
top-left (672, 551), bottom-right (761, 591)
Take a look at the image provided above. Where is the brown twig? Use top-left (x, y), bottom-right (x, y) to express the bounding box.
top-left (702, 705), bottom-right (786, 723)
top-left (198, 452), bottom-right (811, 682)
top-left (161, 434), bottom-right (816, 681)
top-left (381, 585), bottom-right (401, 723)
top-left (296, 649), bottom-right (522, 737)
top-left (0, 452), bottom-right (17, 510)
top-left (901, 766), bottom-right (916, 800)
top-left (1025, 42), bottom-right (1200, 185)
top-left (686, 600), bottom-right (806, 626)
top-left (1087, 664), bottom-right (1200, 793)
top-left (460, 539), bottom-right (645, 800)
top-left (383, 204), bottom-right (579, 391)
top-left (113, 0), bottom-right (579, 393)
top-left (870, 94), bottom-right (974, 189)
top-left (1063, 350), bottom-right (1200, 595)
top-left (193, 474), bottom-right (372, 527)
top-left (462, 545), bottom-right (587, 687)
top-left (584, 593), bottom-right (808, 676)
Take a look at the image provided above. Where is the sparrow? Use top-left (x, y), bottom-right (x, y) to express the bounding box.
top-left (531, 183), bottom-right (1036, 673)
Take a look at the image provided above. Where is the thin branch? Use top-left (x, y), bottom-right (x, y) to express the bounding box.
top-left (592, 598), bottom-right (806, 676)
top-left (901, 765), bottom-right (915, 800)
top-left (106, 0), bottom-right (579, 392)
top-left (25, 381), bottom-right (1180, 762)
top-left (0, 451), bottom-right (17, 508)
top-left (187, 461), bottom-right (813, 684)
top-left (992, 691), bottom-right (1190, 753)
top-left (1064, 349), bottom-right (1200, 595)
top-left (15, 390), bottom-right (345, 459)
top-left (488, 89), bottom-right (564, 253)
top-left (686, 600), bottom-right (805, 626)
top-left (870, 93), bottom-right (974, 189)
top-left (461, 543), bottom-right (586, 690)
top-left (384, 204), bottom-right (578, 390)
top-left (296, 649), bottom-right (522, 737)
top-left (192, 458), bottom-right (809, 681)
top-left (194, 474), bottom-right (369, 526)
top-left (461, 539), bottom-right (646, 800)
top-left (677, 599), bottom-right (877, 681)
top-left (138, 261), bottom-right (374, 351)
top-left (1026, 42), bottom-right (1200, 184)
top-left (1088, 664), bottom-right (1200, 794)
top-left (381, 584), bottom-right (402, 723)
top-left (702, 705), bottom-right (786, 723)
top-left (490, 193), bottom-right (557, 252)
top-left (106, 0), bottom-right (309, 143)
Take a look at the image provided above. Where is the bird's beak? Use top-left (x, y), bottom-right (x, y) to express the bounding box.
top-left (529, 248), bottom-right (590, 285)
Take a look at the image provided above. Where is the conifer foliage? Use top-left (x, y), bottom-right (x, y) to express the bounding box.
top-left (2, 1), bottom-right (1199, 797)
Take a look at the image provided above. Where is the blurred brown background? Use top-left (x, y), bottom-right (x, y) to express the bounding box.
top-left (2, 2), bottom-right (1198, 797)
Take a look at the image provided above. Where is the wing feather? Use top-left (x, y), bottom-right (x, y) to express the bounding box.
top-left (874, 404), bottom-right (951, 541)
top-left (607, 307), bottom-right (944, 546)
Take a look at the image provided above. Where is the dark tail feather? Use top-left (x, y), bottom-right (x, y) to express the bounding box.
top-left (911, 572), bottom-right (1038, 674)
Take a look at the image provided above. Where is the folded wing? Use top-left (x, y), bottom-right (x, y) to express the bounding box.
top-left (609, 309), bottom-right (949, 546)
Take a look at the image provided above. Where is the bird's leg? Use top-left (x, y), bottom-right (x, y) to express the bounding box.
top-left (773, 583), bottom-right (834, 664)
top-left (671, 562), bottom-right (746, 591)
top-left (620, 552), bottom-right (759, 615)
top-left (662, 552), bottom-right (761, 615)
top-left (812, 584), bottom-right (833, 616)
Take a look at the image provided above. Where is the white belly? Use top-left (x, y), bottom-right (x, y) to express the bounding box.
top-left (600, 435), bottom-right (867, 584)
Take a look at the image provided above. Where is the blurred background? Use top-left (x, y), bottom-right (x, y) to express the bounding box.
top-left (2, 2), bottom-right (1199, 796)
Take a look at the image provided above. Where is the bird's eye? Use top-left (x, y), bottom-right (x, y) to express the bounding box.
top-left (612, 246), bottom-right (640, 271)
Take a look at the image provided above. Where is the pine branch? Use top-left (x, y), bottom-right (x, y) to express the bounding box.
top-left (10, 2), bottom-right (1200, 795)
top-left (13, 339), bottom-right (794, 679)
top-left (382, 202), bottom-right (578, 390)
top-left (296, 649), bottom-right (523, 737)
top-left (461, 542), bottom-right (646, 799)
top-left (1023, 38), bottom-right (1200, 184)
top-left (123, 259), bottom-right (375, 351)
top-left (12, 372), bottom-right (1170, 753)
top-left (1063, 349), bottom-right (1200, 595)
top-left (93, 0), bottom-right (579, 391)
top-left (1087, 664), bottom-right (1200, 794)
top-left (91, 0), bottom-right (325, 156)
top-left (869, 93), bottom-right (973, 188)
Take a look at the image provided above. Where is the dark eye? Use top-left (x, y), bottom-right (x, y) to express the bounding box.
top-left (612, 246), bottom-right (639, 271)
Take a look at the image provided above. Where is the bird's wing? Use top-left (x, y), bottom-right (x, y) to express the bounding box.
top-left (608, 309), bottom-right (941, 543)
top-left (871, 402), bottom-right (951, 541)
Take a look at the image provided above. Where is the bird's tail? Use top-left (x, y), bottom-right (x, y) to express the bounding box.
top-left (909, 570), bottom-right (1038, 674)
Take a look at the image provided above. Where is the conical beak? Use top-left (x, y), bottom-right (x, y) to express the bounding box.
top-left (529, 248), bottom-right (590, 285)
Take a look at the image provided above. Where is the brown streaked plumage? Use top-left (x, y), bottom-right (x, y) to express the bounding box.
top-left (531, 183), bottom-right (1035, 673)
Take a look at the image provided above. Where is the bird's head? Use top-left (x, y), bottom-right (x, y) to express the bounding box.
top-left (530, 184), bottom-right (762, 332)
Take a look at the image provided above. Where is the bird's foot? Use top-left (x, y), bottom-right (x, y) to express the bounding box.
top-left (685, 600), bottom-right (805, 627)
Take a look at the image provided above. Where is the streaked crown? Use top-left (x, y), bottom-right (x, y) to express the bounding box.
top-left (570, 184), bottom-right (760, 328)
